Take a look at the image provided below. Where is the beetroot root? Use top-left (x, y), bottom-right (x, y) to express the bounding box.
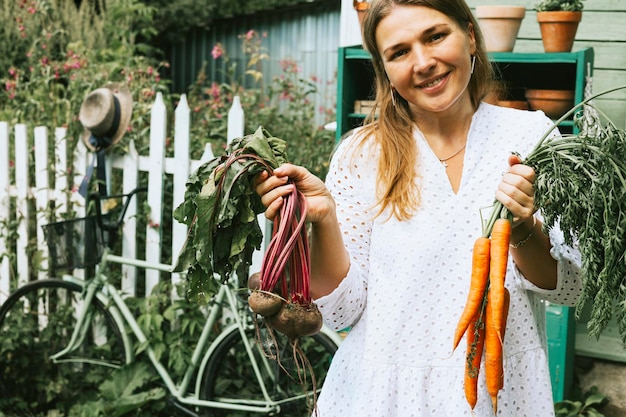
top-left (247, 272), bottom-right (261, 290)
top-left (266, 302), bottom-right (323, 339)
top-left (248, 291), bottom-right (284, 317)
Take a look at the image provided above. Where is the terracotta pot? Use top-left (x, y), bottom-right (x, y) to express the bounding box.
top-left (476, 5), bottom-right (526, 52)
top-left (537, 11), bottom-right (582, 53)
top-left (498, 100), bottom-right (529, 110)
top-left (525, 89), bottom-right (575, 119)
top-left (353, 0), bottom-right (370, 30)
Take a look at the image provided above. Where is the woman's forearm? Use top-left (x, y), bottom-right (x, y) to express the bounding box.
top-left (510, 218), bottom-right (557, 290)
top-left (309, 210), bottom-right (351, 299)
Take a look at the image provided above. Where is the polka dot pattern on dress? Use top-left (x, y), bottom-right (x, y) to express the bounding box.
top-left (313, 103), bottom-right (582, 417)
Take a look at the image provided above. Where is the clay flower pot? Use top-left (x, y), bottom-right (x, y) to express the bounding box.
top-left (525, 89), bottom-right (575, 119)
top-left (537, 11), bottom-right (582, 52)
top-left (476, 5), bottom-right (526, 52)
top-left (353, 0), bottom-right (370, 30)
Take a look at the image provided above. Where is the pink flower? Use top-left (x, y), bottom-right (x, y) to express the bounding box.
top-left (210, 82), bottom-right (220, 98)
top-left (8, 68), bottom-right (17, 77)
top-left (211, 44), bottom-right (224, 59)
top-left (27, 6), bottom-right (36, 14)
top-left (246, 30), bottom-right (255, 40)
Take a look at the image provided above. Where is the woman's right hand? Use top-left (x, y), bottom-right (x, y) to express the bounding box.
top-left (254, 163), bottom-right (336, 225)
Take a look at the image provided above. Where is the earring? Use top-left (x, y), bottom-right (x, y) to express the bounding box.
top-left (470, 55), bottom-right (476, 74)
top-left (390, 87), bottom-right (396, 107)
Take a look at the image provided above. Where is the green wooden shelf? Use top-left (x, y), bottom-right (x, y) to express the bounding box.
top-left (336, 46), bottom-right (594, 141)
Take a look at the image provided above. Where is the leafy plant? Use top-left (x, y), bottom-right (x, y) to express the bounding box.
top-left (535, 0), bottom-right (584, 12)
top-left (185, 29), bottom-right (336, 179)
top-left (65, 280), bottom-right (212, 416)
top-left (67, 362), bottom-right (167, 417)
top-left (555, 386), bottom-right (608, 416)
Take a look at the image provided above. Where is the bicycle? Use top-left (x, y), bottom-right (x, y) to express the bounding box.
top-left (0, 187), bottom-right (342, 416)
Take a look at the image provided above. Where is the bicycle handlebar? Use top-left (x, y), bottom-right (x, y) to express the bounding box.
top-left (90, 186), bottom-right (148, 236)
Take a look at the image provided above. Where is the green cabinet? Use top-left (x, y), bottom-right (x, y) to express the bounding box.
top-left (335, 45), bottom-right (596, 402)
top-left (335, 46), bottom-right (376, 142)
top-left (336, 46), bottom-right (594, 140)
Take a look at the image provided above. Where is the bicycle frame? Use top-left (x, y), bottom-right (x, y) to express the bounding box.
top-left (50, 248), bottom-right (343, 414)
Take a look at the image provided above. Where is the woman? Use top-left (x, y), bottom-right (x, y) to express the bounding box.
top-left (255, 0), bottom-right (582, 415)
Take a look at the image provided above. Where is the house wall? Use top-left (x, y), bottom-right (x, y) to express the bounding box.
top-left (167, 1), bottom-right (341, 126)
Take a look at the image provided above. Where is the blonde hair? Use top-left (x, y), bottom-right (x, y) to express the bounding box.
top-left (357, 0), bottom-right (495, 221)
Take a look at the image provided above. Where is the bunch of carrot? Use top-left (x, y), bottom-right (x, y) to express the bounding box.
top-left (453, 216), bottom-right (512, 414)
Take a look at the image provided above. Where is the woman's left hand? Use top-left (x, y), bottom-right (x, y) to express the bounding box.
top-left (495, 154), bottom-right (536, 228)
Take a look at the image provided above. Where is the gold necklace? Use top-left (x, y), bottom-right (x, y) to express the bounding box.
top-left (439, 144), bottom-right (466, 168)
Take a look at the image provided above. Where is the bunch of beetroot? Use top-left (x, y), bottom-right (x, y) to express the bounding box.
top-left (173, 126), bottom-right (322, 339)
top-left (247, 182), bottom-right (323, 340)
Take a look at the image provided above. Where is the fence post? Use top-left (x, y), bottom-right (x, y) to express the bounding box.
top-left (0, 122), bottom-right (10, 303)
top-left (145, 92), bottom-right (167, 296)
top-left (172, 94), bottom-right (191, 294)
top-left (122, 140), bottom-right (140, 296)
top-left (54, 128), bottom-right (70, 215)
top-left (227, 95), bottom-right (244, 144)
top-left (14, 124), bottom-right (30, 288)
top-left (72, 141), bottom-right (89, 217)
top-left (34, 127), bottom-right (50, 279)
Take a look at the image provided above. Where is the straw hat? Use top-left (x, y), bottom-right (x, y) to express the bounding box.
top-left (79, 83), bottom-right (133, 151)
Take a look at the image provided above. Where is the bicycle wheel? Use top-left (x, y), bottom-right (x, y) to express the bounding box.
top-left (199, 324), bottom-right (338, 417)
top-left (0, 278), bottom-right (128, 415)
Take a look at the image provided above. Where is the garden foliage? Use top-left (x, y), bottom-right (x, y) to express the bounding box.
top-left (1, 0), bottom-right (336, 414)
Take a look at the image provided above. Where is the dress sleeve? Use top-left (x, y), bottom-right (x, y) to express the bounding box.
top-left (512, 109), bottom-right (583, 306)
top-left (513, 217), bottom-right (583, 307)
top-left (313, 134), bottom-right (375, 331)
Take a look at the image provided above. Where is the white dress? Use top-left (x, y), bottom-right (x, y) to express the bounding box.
top-left (314, 103), bottom-right (582, 417)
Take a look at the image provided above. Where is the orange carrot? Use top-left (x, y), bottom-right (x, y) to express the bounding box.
top-left (499, 288), bottom-right (511, 389)
top-left (489, 218), bottom-right (511, 341)
top-left (464, 312), bottom-right (486, 410)
top-left (484, 286), bottom-right (509, 413)
top-left (453, 237), bottom-right (491, 351)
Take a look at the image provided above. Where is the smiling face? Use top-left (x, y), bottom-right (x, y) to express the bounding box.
top-left (375, 5), bottom-right (476, 118)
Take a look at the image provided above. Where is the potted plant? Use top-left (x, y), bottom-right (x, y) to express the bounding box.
top-left (535, 0), bottom-right (584, 52)
top-left (475, 5), bottom-right (526, 52)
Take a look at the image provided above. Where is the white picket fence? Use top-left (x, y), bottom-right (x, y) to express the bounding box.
top-left (0, 94), bottom-right (263, 304)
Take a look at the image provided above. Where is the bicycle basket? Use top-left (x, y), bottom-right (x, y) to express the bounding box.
top-left (42, 215), bottom-right (106, 271)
